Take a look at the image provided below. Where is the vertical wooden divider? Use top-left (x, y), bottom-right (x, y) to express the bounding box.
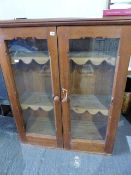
top-left (48, 27), bottom-right (63, 148)
top-left (57, 27), bottom-right (71, 149)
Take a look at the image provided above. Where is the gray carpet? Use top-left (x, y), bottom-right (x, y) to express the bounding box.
top-left (0, 115), bottom-right (131, 175)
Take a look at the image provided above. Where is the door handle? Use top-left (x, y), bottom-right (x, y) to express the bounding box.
top-left (53, 96), bottom-right (60, 102)
top-left (62, 88), bottom-right (68, 102)
top-left (61, 88), bottom-right (71, 149)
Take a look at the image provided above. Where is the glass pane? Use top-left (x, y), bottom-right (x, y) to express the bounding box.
top-left (69, 38), bottom-right (119, 140)
top-left (0, 66), bottom-right (9, 105)
top-left (6, 38), bottom-right (55, 136)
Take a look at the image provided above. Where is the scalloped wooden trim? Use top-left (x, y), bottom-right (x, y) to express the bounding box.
top-left (11, 51), bottom-right (49, 65)
top-left (21, 105), bottom-right (53, 111)
top-left (69, 51), bottom-right (116, 66)
top-left (12, 57), bottom-right (49, 64)
top-left (70, 57), bottom-right (115, 66)
top-left (71, 107), bottom-right (108, 115)
top-left (20, 92), bottom-right (53, 112)
top-left (70, 95), bottom-right (109, 116)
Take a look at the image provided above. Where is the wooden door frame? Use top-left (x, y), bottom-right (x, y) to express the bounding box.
top-left (57, 25), bottom-right (131, 154)
top-left (0, 27), bottom-right (63, 148)
top-left (105, 27), bottom-right (131, 153)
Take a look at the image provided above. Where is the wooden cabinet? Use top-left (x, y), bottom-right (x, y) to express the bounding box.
top-left (0, 18), bottom-right (131, 154)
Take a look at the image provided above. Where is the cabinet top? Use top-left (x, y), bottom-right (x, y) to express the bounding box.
top-left (0, 17), bottom-right (131, 27)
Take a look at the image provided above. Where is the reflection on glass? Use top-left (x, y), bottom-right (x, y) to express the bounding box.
top-left (69, 38), bottom-right (119, 140)
top-left (6, 38), bottom-right (55, 136)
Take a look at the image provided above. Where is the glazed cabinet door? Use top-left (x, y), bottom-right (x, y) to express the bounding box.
top-left (0, 27), bottom-right (63, 148)
top-left (58, 26), bottom-right (131, 153)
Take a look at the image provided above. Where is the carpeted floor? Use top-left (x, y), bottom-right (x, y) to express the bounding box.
top-left (0, 115), bottom-right (131, 175)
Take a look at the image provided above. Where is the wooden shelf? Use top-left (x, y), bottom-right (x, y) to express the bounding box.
top-left (25, 115), bottom-right (56, 136)
top-left (20, 92), bottom-right (53, 111)
top-left (70, 95), bottom-right (110, 115)
top-left (71, 112), bottom-right (107, 140)
top-left (69, 51), bottom-right (116, 66)
top-left (11, 51), bottom-right (49, 64)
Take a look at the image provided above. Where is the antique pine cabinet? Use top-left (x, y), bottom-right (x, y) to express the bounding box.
top-left (0, 18), bottom-right (131, 154)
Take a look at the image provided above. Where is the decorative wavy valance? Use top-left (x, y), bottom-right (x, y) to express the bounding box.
top-left (69, 51), bottom-right (116, 66)
top-left (11, 51), bottom-right (49, 65)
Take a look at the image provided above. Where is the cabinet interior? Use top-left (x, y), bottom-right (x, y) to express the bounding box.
top-left (69, 38), bottom-right (119, 140)
top-left (6, 38), bottom-right (56, 137)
